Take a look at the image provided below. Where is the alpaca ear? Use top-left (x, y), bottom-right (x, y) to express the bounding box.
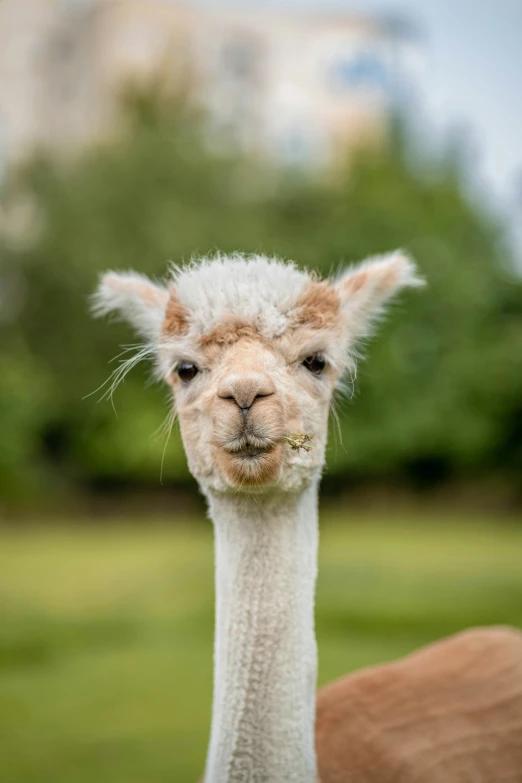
top-left (92, 271), bottom-right (169, 339)
top-left (334, 251), bottom-right (424, 340)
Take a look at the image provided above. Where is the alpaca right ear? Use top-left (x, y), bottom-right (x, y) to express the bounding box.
top-left (334, 251), bottom-right (424, 341)
top-left (92, 271), bottom-right (169, 339)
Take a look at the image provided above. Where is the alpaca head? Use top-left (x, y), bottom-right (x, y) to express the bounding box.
top-left (94, 252), bottom-right (422, 495)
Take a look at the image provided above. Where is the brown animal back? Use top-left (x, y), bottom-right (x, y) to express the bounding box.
top-left (316, 626), bottom-right (522, 783)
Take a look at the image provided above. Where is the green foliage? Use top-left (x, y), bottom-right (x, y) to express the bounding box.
top-left (1, 91), bottom-right (521, 499)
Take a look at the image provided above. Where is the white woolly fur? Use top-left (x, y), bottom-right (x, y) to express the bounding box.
top-left (92, 270), bottom-right (168, 339)
top-left (204, 484), bottom-right (319, 783)
top-left (170, 253), bottom-right (313, 340)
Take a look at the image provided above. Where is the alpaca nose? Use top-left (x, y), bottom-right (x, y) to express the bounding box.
top-left (218, 372), bottom-right (275, 413)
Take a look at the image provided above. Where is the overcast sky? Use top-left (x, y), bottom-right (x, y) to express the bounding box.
top-left (218, 0), bottom-right (522, 211)
top-left (367, 0), bottom-right (522, 207)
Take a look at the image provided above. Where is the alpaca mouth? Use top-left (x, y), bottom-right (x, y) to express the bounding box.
top-left (223, 434), bottom-right (274, 458)
top-left (217, 432), bottom-right (285, 487)
top-left (238, 446), bottom-right (270, 459)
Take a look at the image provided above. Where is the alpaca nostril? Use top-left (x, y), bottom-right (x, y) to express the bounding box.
top-left (224, 395), bottom-right (272, 417)
top-left (235, 393), bottom-right (274, 415)
top-left (218, 374), bottom-right (276, 410)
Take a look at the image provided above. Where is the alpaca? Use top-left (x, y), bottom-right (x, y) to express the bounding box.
top-left (93, 252), bottom-right (522, 783)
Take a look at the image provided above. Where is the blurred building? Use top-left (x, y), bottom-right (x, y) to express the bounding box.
top-left (0, 0), bottom-right (61, 169)
top-left (0, 0), bottom-right (420, 170)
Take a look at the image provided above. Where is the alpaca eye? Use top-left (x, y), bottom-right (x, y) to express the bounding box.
top-left (303, 354), bottom-right (326, 376)
top-left (177, 362), bottom-right (199, 382)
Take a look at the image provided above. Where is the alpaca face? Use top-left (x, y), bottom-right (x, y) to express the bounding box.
top-left (94, 253), bottom-right (422, 494)
top-left (163, 325), bottom-right (340, 493)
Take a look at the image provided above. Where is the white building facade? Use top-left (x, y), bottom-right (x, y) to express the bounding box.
top-left (0, 0), bottom-right (420, 169)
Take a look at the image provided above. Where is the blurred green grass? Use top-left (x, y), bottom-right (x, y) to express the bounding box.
top-left (0, 512), bottom-right (521, 783)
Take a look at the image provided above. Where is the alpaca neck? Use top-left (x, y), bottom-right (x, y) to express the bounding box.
top-left (203, 482), bottom-right (319, 783)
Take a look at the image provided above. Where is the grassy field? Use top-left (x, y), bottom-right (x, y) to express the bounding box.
top-left (0, 512), bottom-right (521, 782)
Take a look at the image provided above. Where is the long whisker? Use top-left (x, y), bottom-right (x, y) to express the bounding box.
top-left (152, 398), bottom-right (177, 443)
top-left (329, 393), bottom-right (344, 451)
top-left (103, 351), bottom-right (151, 412)
top-left (338, 360), bottom-right (357, 402)
top-left (84, 344), bottom-right (156, 415)
top-left (158, 404), bottom-right (177, 485)
top-left (108, 343), bottom-right (150, 363)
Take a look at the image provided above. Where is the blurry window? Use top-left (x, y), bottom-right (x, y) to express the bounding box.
top-left (281, 130), bottom-right (313, 166)
top-left (220, 37), bottom-right (258, 81)
top-left (330, 51), bottom-right (389, 93)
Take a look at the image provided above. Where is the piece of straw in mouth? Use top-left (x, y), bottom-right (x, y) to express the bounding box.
top-left (283, 433), bottom-right (313, 452)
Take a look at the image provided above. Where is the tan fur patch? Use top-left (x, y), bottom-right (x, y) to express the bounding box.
top-left (163, 288), bottom-right (189, 335)
top-left (293, 282), bottom-right (341, 330)
top-left (343, 269), bottom-right (368, 296)
top-left (142, 284), bottom-right (166, 308)
top-left (217, 443), bottom-right (284, 487)
top-left (378, 263), bottom-right (401, 290)
top-left (199, 320), bottom-right (261, 348)
top-left (102, 273), bottom-right (169, 309)
top-left (316, 627), bottom-right (522, 783)
top-left (342, 261), bottom-right (401, 298)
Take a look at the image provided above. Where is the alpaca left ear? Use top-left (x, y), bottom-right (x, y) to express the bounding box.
top-left (334, 251), bottom-right (424, 340)
top-left (92, 270), bottom-right (169, 340)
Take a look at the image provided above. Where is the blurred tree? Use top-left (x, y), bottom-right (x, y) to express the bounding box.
top-left (1, 90), bottom-right (521, 502)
